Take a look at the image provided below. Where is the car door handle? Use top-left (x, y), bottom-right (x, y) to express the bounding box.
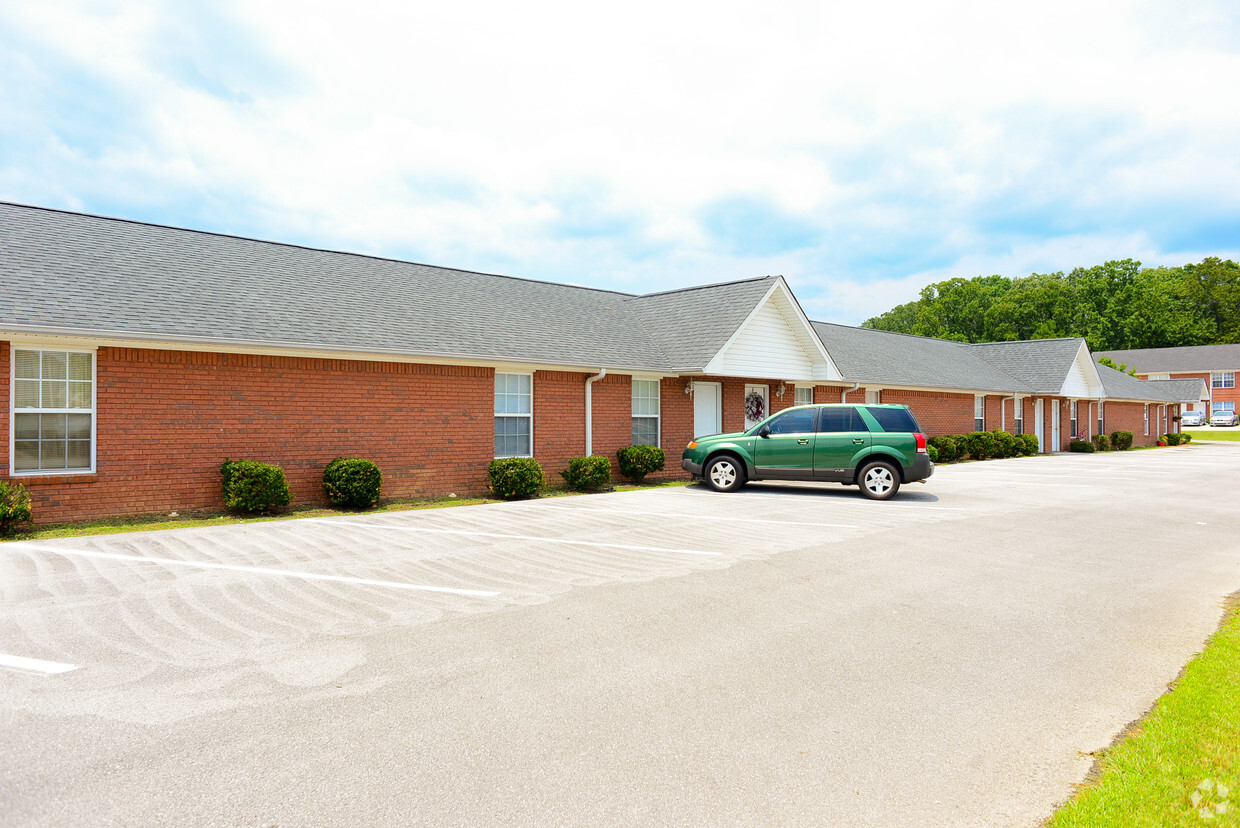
top-left (797, 439), bottom-right (810, 444)
top-left (852, 438), bottom-right (865, 444)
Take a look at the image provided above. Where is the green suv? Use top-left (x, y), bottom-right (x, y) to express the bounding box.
top-left (681, 403), bottom-right (934, 500)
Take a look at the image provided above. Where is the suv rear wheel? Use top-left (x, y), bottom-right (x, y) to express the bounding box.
top-left (859, 460), bottom-right (900, 500)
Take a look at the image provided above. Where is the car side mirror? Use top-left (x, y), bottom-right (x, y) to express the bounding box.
top-left (758, 425), bottom-right (771, 438)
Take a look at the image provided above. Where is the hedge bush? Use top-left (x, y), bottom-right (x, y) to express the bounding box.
top-left (560, 455), bottom-right (612, 491)
top-left (990, 429), bottom-right (1017, 459)
top-left (1069, 440), bottom-right (1096, 453)
top-left (0, 480), bottom-right (33, 536)
top-left (488, 457), bottom-right (543, 500)
top-left (927, 436), bottom-right (956, 462)
top-left (616, 444), bottom-right (665, 483)
top-left (1091, 433), bottom-right (1111, 452)
top-left (964, 431), bottom-right (996, 461)
top-left (322, 457), bottom-right (383, 509)
top-left (1016, 433), bottom-right (1039, 456)
top-left (927, 444), bottom-right (940, 463)
top-left (221, 459), bottom-right (293, 513)
top-left (1182, 432), bottom-right (1193, 443)
top-left (1165, 432), bottom-right (1182, 446)
top-left (1110, 430), bottom-right (1134, 451)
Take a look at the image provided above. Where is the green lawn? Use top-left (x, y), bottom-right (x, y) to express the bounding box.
top-left (2, 480), bottom-right (687, 542)
top-left (1046, 596), bottom-right (1240, 827)
top-left (1184, 429), bottom-right (1240, 442)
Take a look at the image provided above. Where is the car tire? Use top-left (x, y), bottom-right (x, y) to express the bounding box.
top-left (704, 455), bottom-right (746, 493)
top-left (858, 460), bottom-right (900, 501)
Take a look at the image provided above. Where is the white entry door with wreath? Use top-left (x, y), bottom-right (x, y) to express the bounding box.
top-left (744, 384), bottom-right (769, 430)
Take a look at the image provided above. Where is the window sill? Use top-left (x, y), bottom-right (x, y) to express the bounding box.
top-left (4, 472), bottom-right (97, 485)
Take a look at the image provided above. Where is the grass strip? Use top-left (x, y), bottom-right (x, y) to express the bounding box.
top-left (2, 480), bottom-right (688, 542)
top-left (1046, 595), bottom-right (1240, 827)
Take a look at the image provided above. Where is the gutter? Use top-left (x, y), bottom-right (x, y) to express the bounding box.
top-left (585, 369), bottom-right (607, 455)
top-left (841, 383), bottom-right (860, 403)
top-left (1001, 394), bottom-right (1017, 431)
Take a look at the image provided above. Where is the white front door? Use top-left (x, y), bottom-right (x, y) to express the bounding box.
top-left (693, 382), bottom-right (722, 438)
top-left (1034, 399), bottom-right (1045, 453)
top-left (1051, 399), bottom-right (1060, 452)
top-left (744, 384), bottom-right (769, 430)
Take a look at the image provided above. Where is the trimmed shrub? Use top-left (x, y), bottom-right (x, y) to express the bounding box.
top-left (990, 429), bottom-right (1017, 459)
top-left (1110, 430), bottom-right (1134, 451)
top-left (221, 459), bottom-right (292, 513)
top-left (488, 457), bottom-right (543, 500)
top-left (0, 480), bottom-right (33, 536)
top-left (1182, 432), bottom-right (1193, 443)
top-left (927, 444), bottom-right (940, 463)
top-left (616, 444), bottom-right (665, 483)
top-left (560, 455), bottom-right (612, 492)
top-left (1069, 440), bottom-right (1095, 453)
top-left (963, 431), bottom-right (996, 461)
top-left (1015, 433), bottom-right (1040, 456)
top-left (929, 435), bottom-right (962, 462)
top-left (1165, 432), bottom-right (1182, 446)
top-left (1091, 433), bottom-right (1111, 452)
top-left (322, 457), bottom-right (383, 509)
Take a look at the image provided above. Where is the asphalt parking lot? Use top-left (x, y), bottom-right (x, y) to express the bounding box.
top-left (2, 444), bottom-right (1239, 826)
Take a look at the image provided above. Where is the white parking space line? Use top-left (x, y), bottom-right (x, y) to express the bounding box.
top-left (669, 490), bottom-right (968, 510)
top-left (526, 504), bottom-right (859, 529)
top-left (4, 544), bottom-right (500, 596)
top-left (0, 653), bottom-right (80, 675)
top-left (324, 521), bottom-right (721, 556)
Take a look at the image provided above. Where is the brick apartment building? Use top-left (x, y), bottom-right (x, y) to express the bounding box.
top-left (1094, 345), bottom-right (1240, 420)
top-left (1, 203), bottom-right (1196, 523)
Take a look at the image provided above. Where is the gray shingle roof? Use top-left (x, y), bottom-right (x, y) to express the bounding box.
top-left (1093, 345), bottom-right (1240, 373)
top-left (626, 277), bottom-right (780, 370)
top-left (1145, 378), bottom-right (1208, 403)
top-left (0, 202), bottom-right (721, 370)
top-left (967, 338), bottom-right (1087, 394)
top-left (811, 323), bottom-right (1029, 392)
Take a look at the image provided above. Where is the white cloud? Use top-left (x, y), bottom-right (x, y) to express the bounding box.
top-left (1, 0), bottom-right (1238, 323)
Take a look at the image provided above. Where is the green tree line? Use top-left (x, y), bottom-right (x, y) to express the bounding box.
top-left (860, 257), bottom-right (1240, 351)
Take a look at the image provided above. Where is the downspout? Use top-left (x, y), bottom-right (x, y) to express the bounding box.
top-left (841, 383), bottom-right (860, 403)
top-left (584, 369), bottom-right (606, 456)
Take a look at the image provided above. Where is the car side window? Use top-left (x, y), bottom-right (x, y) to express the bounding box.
top-left (865, 406), bottom-right (919, 433)
top-left (818, 408), bottom-right (867, 433)
top-left (765, 408), bottom-right (817, 435)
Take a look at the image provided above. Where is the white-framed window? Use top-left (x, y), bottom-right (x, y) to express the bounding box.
top-left (974, 395), bottom-right (985, 431)
top-left (1097, 401), bottom-right (1104, 435)
top-left (1213, 401), bottom-right (1236, 414)
top-left (494, 372), bottom-right (532, 458)
top-left (1143, 404), bottom-right (1150, 435)
top-left (1148, 373), bottom-right (1170, 380)
top-left (1013, 398), bottom-right (1023, 436)
top-left (631, 378), bottom-right (660, 446)
top-left (794, 386), bottom-right (814, 406)
top-left (1070, 400), bottom-right (1078, 436)
top-left (1212, 372), bottom-right (1234, 389)
top-left (11, 347), bottom-right (96, 474)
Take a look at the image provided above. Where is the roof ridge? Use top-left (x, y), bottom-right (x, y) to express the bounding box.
top-left (632, 275), bottom-right (776, 300)
top-left (0, 200), bottom-right (642, 299)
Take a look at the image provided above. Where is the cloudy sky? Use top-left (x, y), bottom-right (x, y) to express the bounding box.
top-left (2, 1), bottom-right (1238, 324)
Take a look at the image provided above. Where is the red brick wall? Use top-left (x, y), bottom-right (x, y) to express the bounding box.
top-left (533, 370), bottom-right (588, 470)
top-left (4, 346), bottom-right (495, 523)
top-left (877, 389), bottom-right (975, 436)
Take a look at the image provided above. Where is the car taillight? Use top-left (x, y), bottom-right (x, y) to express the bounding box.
top-left (915, 432), bottom-right (927, 454)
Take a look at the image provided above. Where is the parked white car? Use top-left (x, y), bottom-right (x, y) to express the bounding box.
top-left (1210, 411), bottom-right (1239, 427)
top-left (1181, 410), bottom-right (1207, 426)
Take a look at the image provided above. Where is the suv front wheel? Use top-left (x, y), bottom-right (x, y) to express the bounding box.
top-left (858, 460), bottom-right (900, 500)
top-left (704, 455), bottom-right (746, 493)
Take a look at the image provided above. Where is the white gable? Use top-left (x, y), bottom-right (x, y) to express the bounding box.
top-left (1059, 343), bottom-right (1105, 397)
top-left (705, 280), bottom-right (842, 381)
